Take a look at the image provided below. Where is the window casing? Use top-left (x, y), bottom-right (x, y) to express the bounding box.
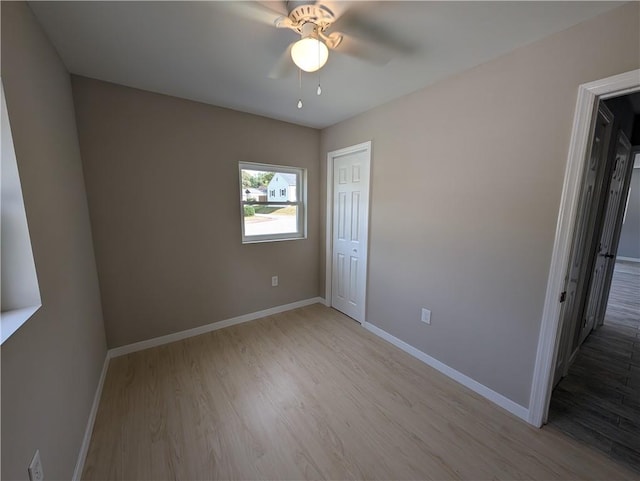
top-left (239, 162), bottom-right (307, 243)
top-left (1, 81), bottom-right (41, 344)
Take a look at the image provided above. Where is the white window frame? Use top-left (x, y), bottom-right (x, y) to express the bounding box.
top-left (239, 162), bottom-right (307, 243)
top-left (1, 79), bottom-right (42, 344)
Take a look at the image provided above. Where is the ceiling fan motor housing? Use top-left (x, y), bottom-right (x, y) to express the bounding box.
top-left (300, 22), bottom-right (320, 40)
top-left (288, 4), bottom-right (335, 32)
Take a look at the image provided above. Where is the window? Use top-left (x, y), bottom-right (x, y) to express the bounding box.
top-left (1, 81), bottom-right (41, 344)
top-left (239, 162), bottom-right (306, 243)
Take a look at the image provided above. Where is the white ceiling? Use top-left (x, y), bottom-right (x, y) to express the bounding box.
top-left (29, 1), bottom-right (623, 129)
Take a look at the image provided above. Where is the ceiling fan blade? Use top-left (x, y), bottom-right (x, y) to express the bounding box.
top-left (268, 43), bottom-right (296, 79)
top-left (221, 1), bottom-right (282, 27)
top-left (320, 0), bottom-right (352, 22)
top-left (330, 7), bottom-right (415, 57)
top-left (255, 0), bottom-right (289, 16)
top-left (330, 33), bottom-right (394, 65)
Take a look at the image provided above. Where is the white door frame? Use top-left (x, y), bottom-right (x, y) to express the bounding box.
top-left (528, 69), bottom-right (640, 427)
top-left (325, 141), bottom-right (372, 323)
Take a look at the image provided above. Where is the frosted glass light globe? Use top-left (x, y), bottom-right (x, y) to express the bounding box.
top-left (291, 37), bottom-right (329, 72)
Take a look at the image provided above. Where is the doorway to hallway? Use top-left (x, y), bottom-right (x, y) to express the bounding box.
top-left (548, 260), bottom-right (640, 472)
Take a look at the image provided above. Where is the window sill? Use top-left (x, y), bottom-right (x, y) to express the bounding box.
top-left (1, 305), bottom-right (41, 344)
top-left (242, 235), bottom-right (306, 244)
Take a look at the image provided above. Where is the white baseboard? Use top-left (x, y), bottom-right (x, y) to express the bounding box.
top-left (109, 297), bottom-right (324, 358)
top-left (363, 321), bottom-right (530, 423)
top-left (72, 352), bottom-right (110, 481)
top-left (616, 256), bottom-right (640, 263)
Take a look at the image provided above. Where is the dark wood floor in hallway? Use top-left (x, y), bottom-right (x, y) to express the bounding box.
top-left (549, 260), bottom-right (640, 473)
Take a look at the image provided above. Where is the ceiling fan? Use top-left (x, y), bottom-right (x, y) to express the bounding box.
top-left (227, 1), bottom-right (411, 79)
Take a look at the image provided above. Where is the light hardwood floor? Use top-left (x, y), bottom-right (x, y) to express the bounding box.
top-left (83, 304), bottom-right (638, 480)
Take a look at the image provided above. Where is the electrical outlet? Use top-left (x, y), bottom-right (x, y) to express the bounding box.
top-left (421, 308), bottom-right (431, 325)
top-left (271, 275), bottom-right (278, 287)
top-left (28, 450), bottom-right (44, 481)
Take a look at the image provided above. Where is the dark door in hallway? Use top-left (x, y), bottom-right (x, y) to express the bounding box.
top-left (579, 131), bottom-right (633, 346)
top-left (554, 103), bottom-right (614, 385)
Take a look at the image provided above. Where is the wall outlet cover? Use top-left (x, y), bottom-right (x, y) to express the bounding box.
top-left (271, 276), bottom-right (278, 287)
top-left (421, 308), bottom-right (431, 324)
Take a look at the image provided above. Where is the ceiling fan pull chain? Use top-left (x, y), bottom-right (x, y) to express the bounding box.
top-left (317, 44), bottom-right (322, 96)
top-left (297, 68), bottom-right (303, 109)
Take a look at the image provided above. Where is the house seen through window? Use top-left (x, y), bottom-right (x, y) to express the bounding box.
top-left (239, 162), bottom-right (306, 243)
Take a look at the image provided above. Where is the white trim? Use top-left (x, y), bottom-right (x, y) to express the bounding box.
top-left (238, 161), bottom-right (307, 244)
top-left (529, 69), bottom-right (640, 428)
top-left (325, 153), bottom-right (333, 309)
top-left (325, 141), bottom-right (372, 323)
top-left (586, 70), bottom-right (640, 99)
top-left (109, 297), bottom-right (324, 358)
top-left (72, 353), bottom-right (110, 481)
top-left (363, 321), bottom-right (529, 422)
top-left (0, 304), bottom-right (41, 344)
top-left (617, 256), bottom-right (640, 263)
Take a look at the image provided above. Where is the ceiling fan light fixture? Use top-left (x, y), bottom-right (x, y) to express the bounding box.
top-left (291, 24), bottom-right (329, 73)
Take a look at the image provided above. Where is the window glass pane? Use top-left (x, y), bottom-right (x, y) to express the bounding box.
top-left (240, 169), bottom-right (270, 201)
top-left (239, 162), bottom-right (305, 243)
top-left (264, 172), bottom-right (297, 202)
top-left (243, 204), bottom-right (298, 237)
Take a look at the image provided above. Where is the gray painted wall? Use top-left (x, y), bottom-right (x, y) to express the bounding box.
top-left (72, 77), bottom-right (321, 348)
top-left (618, 162), bottom-right (640, 260)
top-left (320, 3), bottom-right (639, 408)
top-left (1, 3), bottom-right (107, 480)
